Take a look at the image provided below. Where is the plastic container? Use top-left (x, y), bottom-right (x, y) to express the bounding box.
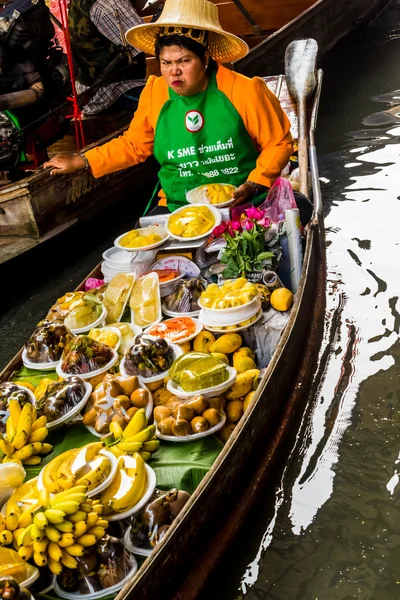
top-left (102, 247), bottom-right (132, 269)
top-left (114, 228), bottom-right (168, 253)
top-left (20, 565), bottom-right (40, 588)
top-left (166, 204), bottom-right (221, 242)
top-left (1, 384), bottom-right (36, 407)
top-left (56, 348), bottom-right (119, 381)
top-left (166, 365), bottom-right (236, 399)
top-left (119, 343), bottom-right (183, 384)
top-left (104, 463), bottom-right (157, 521)
top-left (198, 293), bottom-right (258, 315)
top-left (21, 348), bottom-right (60, 372)
top-left (46, 381), bottom-right (92, 430)
top-left (124, 527), bottom-right (152, 557)
top-left (53, 554), bottom-right (138, 600)
top-left (202, 308), bottom-right (264, 333)
top-left (198, 297), bottom-right (261, 327)
top-left (144, 317), bottom-right (202, 345)
top-left (156, 411), bottom-right (226, 442)
top-left (68, 305), bottom-right (107, 335)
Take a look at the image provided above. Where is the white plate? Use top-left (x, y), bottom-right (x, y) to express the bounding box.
top-left (56, 349), bottom-right (119, 381)
top-left (22, 348), bottom-right (60, 372)
top-left (103, 463), bottom-right (156, 521)
top-left (186, 183), bottom-right (237, 208)
top-left (199, 298), bottom-right (262, 327)
top-left (53, 554), bottom-right (138, 600)
top-left (119, 343), bottom-right (183, 384)
top-left (156, 411), bottom-right (226, 442)
top-left (144, 317), bottom-right (202, 345)
top-left (83, 380), bottom-right (153, 437)
top-left (46, 381), bottom-right (92, 430)
top-left (114, 228), bottom-right (168, 253)
top-left (150, 256), bottom-right (201, 279)
top-left (161, 303), bottom-right (201, 318)
top-left (37, 448), bottom-right (117, 499)
top-left (124, 526), bottom-right (152, 557)
top-left (166, 365), bottom-right (237, 399)
top-left (67, 304), bottom-right (107, 335)
top-left (166, 204), bottom-right (221, 242)
top-left (202, 308), bottom-right (264, 333)
top-left (102, 247), bottom-right (132, 268)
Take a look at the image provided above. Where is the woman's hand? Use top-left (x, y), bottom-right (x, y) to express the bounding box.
top-left (230, 181), bottom-right (267, 209)
top-left (43, 154), bottom-right (87, 176)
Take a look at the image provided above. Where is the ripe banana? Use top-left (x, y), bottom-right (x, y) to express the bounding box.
top-left (55, 520), bottom-right (73, 533)
top-left (109, 453), bottom-right (147, 513)
top-left (86, 526), bottom-right (105, 540)
top-left (18, 545), bottom-right (34, 561)
top-left (141, 440), bottom-right (160, 453)
top-left (44, 509), bottom-right (66, 524)
top-left (139, 451), bottom-right (152, 462)
top-left (0, 515), bottom-right (5, 532)
top-left (51, 500), bottom-right (80, 516)
top-left (18, 524), bottom-right (34, 547)
top-left (121, 424), bottom-right (156, 446)
top-left (23, 455), bottom-right (42, 466)
top-left (6, 513), bottom-right (19, 532)
top-left (76, 533), bottom-right (97, 547)
top-left (69, 511), bottom-right (87, 524)
top-left (122, 408), bottom-right (147, 439)
top-left (61, 550), bottom-right (78, 569)
top-left (0, 530), bottom-right (13, 545)
top-left (30, 415), bottom-right (47, 433)
top-left (8, 400), bottom-right (21, 429)
top-left (27, 427), bottom-right (48, 444)
top-left (33, 537), bottom-right (49, 554)
top-left (13, 403), bottom-right (33, 449)
top-left (33, 512), bottom-right (48, 530)
top-left (75, 456), bottom-right (111, 489)
top-left (18, 510), bottom-right (33, 529)
top-left (65, 543), bottom-right (85, 557)
top-left (6, 418), bottom-right (16, 444)
top-left (45, 525), bottom-right (62, 543)
top-left (30, 524), bottom-right (43, 542)
top-left (48, 558), bottom-right (63, 574)
top-left (51, 485), bottom-right (88, 505)
top-left (109, 421), bottom-right (123, 441)
top-left (48, 541), bottom-right (63, 562)
top-left (72, 521), bottom-right (87, 537)
top-left (116, 440), bottom-right (142, 453)
top-left (0, 436), bottom-right (14, 456)
top-left (34, 551), bottom-right (47, 567)
top-left (85, 512), bottom-right (99, 528)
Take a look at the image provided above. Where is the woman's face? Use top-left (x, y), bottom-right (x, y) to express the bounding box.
top-left (159, 45), bottom-right (209, 96)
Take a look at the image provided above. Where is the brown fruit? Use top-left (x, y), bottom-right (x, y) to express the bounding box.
top-left (145, 379), bottom-right (164, 392)
top-left (111, 412), bottom-right (127, 427)
top-left (191, 417), bottom-right (208, 434)
top-left (153, 406), bottom-right (172, 423)
top-left (185, 395), bottom-right (208, 415)
top-left (172, 419), bottom-right (191, 437)
top-left (217, 423), bottom-right (236, 443)
top-left (153, 386), bottom-right (175, 406)
top-left (115, 395), bottom-right (131, 410)
top-left (126, 406), bottom-right (139, 419)
top-left (202, 408), bottom-right (221, 428)
top-left (94, 413), bottom-right (110, 434)
top-left (225, 400), bottom-right (243, 424)
top-left (82, 407), bottom-right (97, 427)
top-left (172, 405), bottom-right (195, 422)
top-left (158, 417), bottom-right (176, 435)
top-left (130, 388), bottom-right (150, 409)
top-left (119, 376), bottom-right (139, 396)
top-left (206, 396), bottom-right (224, 411)
top-left (107, 380), bottom-right (123, 398)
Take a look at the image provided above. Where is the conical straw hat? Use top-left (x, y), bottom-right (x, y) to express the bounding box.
top-left (126, 0), bottom-right (249, 63)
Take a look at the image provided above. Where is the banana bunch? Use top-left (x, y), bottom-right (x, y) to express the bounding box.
top-left (100, 452), bottom-right (147, 515)
top-left (14, 485), bottom-right (108, 574)
top-left (41, 442), bottom-right (111, 493)
top-left (107, 408), bottom-right (159, 461)
top-left (0, 400), bottom-right (52, 465)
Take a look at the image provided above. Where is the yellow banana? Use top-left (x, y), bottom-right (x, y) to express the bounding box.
top-left (55, 454), bottom-right (77, 490)
top-left (48, 541), bottom-right (63, 561)
top-left (17, 524), bottom-right (34, 547)
top-left (80, 502), bottom-right (93, 514)
top-left (121, 424), bottom-right (156, 445)
top-left (85, 512), bottom-right (99, 529)
top-left (108, 445), bottom-right (126, 458)
top-left (43, 449), bottom-right (78, 493)
top-left (10, 444), bottom-right (34, 461)
top-left (109, 421), bottom-right (123, 441)
top-left (76, 533), bottom-right (97, 547)
top-left (116, 440), bottom-right (142, 453)
top-left (61, 550), bottom-right (78, 569)
top-left (27, 427), bottom-right (48, 444)
top-left (80, 442), bottom-right (104, 462)
top-left (51, 500), bottom-right (80, 515)
top-left (6, 513), bottom-right (19, 532)
top-left (36, 442), bottom-right (53, 455)
top-left (48, 558), bottom-right (63, 574)
top-left (0, 530), bottom-right (13, 545)
top-left (122, 408), bottom-right (147, 439)
top-left (31, 405), bottom-right (37, 422)
top-left (65, 543), bottom-right (85, 557)
top-left (6, 417), bottom-right (16, 444)
top-left (38, 486), bottom-right (50, 508)
top-left (95, 519), bottom-right (108, 529)
top-left (18, 510), bottom-right (33, 529)
top-left (31, 415), bottom-right (47, 433)
top-left (75, 456), bottom-right (111, 490)
top-left (18, 545), bottom-right (34, 561)
top-left (0, 515), bottom-right (5, 532)
top-left (2, 456), bottom-right (22, 465)
top-left (55, 520), bottom-right (73, 533)
top-left (141, 440), bottom-right (160, 453)
top-left (91, 504), bottom-right (102, 515)
top-left (100, 456), bottom-right (123, 508)
top-left (33, 537), bottom-right (49, 553)
top-left (45, 525), bottom-right (61, 543)
top-left (86, 526), bottom-right (105, 540)
top-left (110, 453), bottom-right (146, 513)
top-left (44, 509), bottom-right (65, 524)
top-left (52, 494), bottom-right (86, 509)
top-left (34, 551), bottom-right (47, 567)
top-left (69, 511), bottom-right (87, 524)
top-left (51, 485), bottom-right (88, 505)
top-left (72, 521), bottom-right (87, 537)
top-left (33, 512), bottom-right (48, 530)
top-left (22, 455), bottom-right (42, 466)
top-left (13, 403), bottom-right (33, 449)
top-left (8, 400), bottom-right (21, 430)
top-left (13, 527), bottom-right (24, 547)
top-left (30, 523), bottom-right (43, 541)
top-left (0, 436), bottom-right (14, 455)
top-left (139, 451), bottom-right (152, 462)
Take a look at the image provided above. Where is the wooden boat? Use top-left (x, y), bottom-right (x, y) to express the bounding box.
top-left (0, 0), bottom-right (388, 265)
top-left (0, 62), bottom-right (326, 598)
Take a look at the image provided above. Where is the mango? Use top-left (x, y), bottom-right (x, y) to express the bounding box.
top-left (270, 288), bottom-right (293, 312)
top-left (209, 333), bottom-right (242, 355)
top-left (193, 331), bottom-right (215, 353)
top-left (210, 352), bottom-right (229, 365)
top-left (225, 400), bottom-right (243, 424)
top-left (217, 423), bottom-right (236, 443)
top-left (234, 356), bottom-right (257, 374)
top-left (243, 391), bottom-right (256, 412)
top-left (225, 370), bottom-right (260, 400)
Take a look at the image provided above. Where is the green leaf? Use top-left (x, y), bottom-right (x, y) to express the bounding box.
top-left (257, 251), bottom-right (274, 261)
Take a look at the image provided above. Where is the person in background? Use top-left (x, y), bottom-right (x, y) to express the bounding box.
top-left (68, 0), bottom-right (147, 115)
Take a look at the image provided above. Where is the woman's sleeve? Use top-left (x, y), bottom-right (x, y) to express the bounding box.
top-left (236, 76), bottom-right (293, 187)
top-left (84, 77), bottom-right (156, 179)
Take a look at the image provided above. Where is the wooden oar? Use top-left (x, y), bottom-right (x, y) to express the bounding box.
top-left (285, 39), bottom-right (318, 196)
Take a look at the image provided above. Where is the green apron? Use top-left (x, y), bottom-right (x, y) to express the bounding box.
top-left (153, 70), bottom-right (262, 213)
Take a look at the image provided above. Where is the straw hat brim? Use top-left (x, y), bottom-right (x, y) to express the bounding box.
top-left (126, 22), bottom-right (249, 63)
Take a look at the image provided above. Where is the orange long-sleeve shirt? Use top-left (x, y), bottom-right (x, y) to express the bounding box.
top-left (85, 65), bottom-right (293, 189)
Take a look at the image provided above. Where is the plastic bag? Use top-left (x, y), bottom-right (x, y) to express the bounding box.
top-left (60, 335), bottom-right (114, 375)
top-left (163, 277), bottom-right (207, 313)
top-left (259, 176), bottom-right (297, 223)
top-left (103, 273), bottom-right (135, 324)
top-left (170, 352), bottom-right (229, 392)
top-left (35, 376), bottom-right (87, 422)
top-left (123, 335), bottom-right (174, 378)
top-left (0, 383), bottom-right (33, 412)
top-left (25, 319), bottom-right (72, 364)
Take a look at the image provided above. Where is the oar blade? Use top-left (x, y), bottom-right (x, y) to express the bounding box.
top-left (285, 38), bottom-right (318, 102)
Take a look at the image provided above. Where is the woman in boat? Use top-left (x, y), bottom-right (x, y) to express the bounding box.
top-left (44, 0), bottom-right (312, 219)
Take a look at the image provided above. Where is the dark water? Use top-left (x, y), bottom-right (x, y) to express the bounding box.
top-left (1, 2), bottom-right (400, 598)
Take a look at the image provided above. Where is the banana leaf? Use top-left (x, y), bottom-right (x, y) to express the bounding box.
top-left (11, 366), bottom-right (58, 388)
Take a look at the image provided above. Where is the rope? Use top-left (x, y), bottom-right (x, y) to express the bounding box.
top-left (57, 0), bottom-right (85, 150)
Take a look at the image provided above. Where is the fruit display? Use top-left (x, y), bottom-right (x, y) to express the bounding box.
top-left (127, 488), bottom-right (190, 552)
top-left (154, 395), bottom-right (225, 438)
top-left (118, 224), bottom-right (167, 249)
top-left (88, 327), bottom-right (120, 349)
top-left (169, 352), bottom-right (231, 393)
top-left (0, 384), bottom-right (33, 412)
top-left (40, 443), bottom-right (112, 494)
top-left (167, 205), bottom-right (216, 239)
top-left (100, 453), bottom-right (148, 515)
top-left (82, 375), bottom-right (152, 435)
top-left (46, 293), bottom-right (104, 332)
top-left (145, 317), bottom-right (199, 344)
top-left (129, 273), bottom-right (161, 328)
top-left (105, 408), bottom-right (159, 462)
top-left (55, 535), bottom-right (135, 594)
top-left (163, 277), bottom-right (207, 314)
top-left (0, 401), bottom-right (53, 465)
top-left (270, 287), bottom-right (294, 311)
top-left (122, 335), bottom-right (175, 379)
top-left (59, 336), bottom-right (116, 376)
top-left (186, 183), bottom-right (236, 205)
top-left (102, 273), bottom-right (135, 323)
top-left (199, 278), bottom-right (258, 310)
top-left (34, 377), bottom-right (87, 424)
top-left (24, 320), bottom-right (72, 364)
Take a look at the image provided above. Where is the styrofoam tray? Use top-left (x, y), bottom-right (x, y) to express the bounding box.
top-left (46, 381), bottom-right (92, 430)
top-left (203, 308), bottom-right (264, 333)
top-left (124, 526), bottom-right (152, 557)
top-left (103, 463), bottom-right (156, 521)
top-left (166, 365), bottom-right (236, 399)
top-left (67, 304), bottom-right (107, 335)
top-left (102, 247), bottom-right (132, 268)
top-left (199, 298), bottom-right (262, 327)
top-left (114, 228), bottom-right (168, 253)
top-left (22, 348), bottom-right (60, 372)
top-left (56, 348), bottom-right (119, 381)
top-left (166, 204), bottom-right (221, 242)
top-left (161, 303), bottom-right (200, 318)
top-left (156, 411), bottom-right (226, 442)
top-left (119, 343), bottom-right (183, 384)
top-left (144, 317), bottom-right (202, 345)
